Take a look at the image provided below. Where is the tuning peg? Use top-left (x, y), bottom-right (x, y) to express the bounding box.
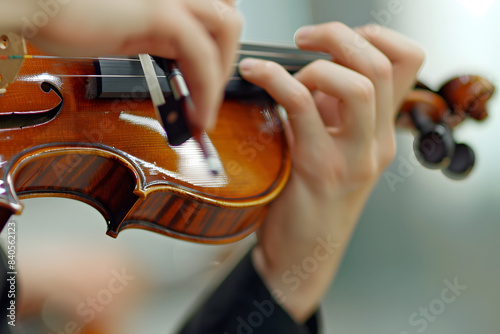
top-left (441, 143), bottom-right (475, 180)
top-left (409, 108), bottom-right (455, 169)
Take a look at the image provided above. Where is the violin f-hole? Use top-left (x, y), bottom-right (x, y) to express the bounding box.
top-left (0, 82), bottom-right (63, 130)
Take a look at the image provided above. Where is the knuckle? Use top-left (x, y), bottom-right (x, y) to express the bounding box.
top-left (378, 135), bottom-right (397, 168)
top-left (355, 153), bottom-right (379, 183)
top-left (322, 21), bottom-right (350, 36)
top-left (360, 163), bottom-right (378, 183)
top-left (372, 56), bottom-right (393, 82)
top-left (287, 85), bottom-right (313, 110)
top-left (308, 59), bottom-right (331, 74)
top-left (202, 41), bottom-right (219, 62)
top-left (357, 24), bottom-right (385, 40)
top-left (295, 143), bottom-right (336, 185)
top-left (401, 41), bottom-right (426, 71)
top-left (234, 12), bottom-right (244, 31)
top-left (223, 8), bottom-right (243, 30)
top-left (411, 44), bottom-right (426, 69)
top-left (362, 23), bottom-right (382, 34)
top-left (300, 59), bottom-right (330, 81)
top-left (349, 75), bottom-right (376, 103)
top-left (256, 60), bottom-right (282, 79)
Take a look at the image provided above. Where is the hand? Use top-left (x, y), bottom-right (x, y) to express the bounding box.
top-left (22, 0), bottom-right (242, 131)
top-left (238, 23), bottom-right (425, 322)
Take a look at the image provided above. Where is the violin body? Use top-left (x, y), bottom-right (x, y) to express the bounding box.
top-left (0, 38), bottom-right (495, 244)
top-left (0, 43), bottom-right (291, 244)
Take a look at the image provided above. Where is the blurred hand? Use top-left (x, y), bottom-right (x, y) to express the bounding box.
top-left (239, 23), bottom-right (425, 322)
top-left (23, 0), bottom-right (242, 131)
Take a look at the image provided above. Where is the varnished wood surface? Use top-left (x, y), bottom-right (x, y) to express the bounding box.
top-left (0, 43), bottom-right (494, 243)
top-left (398, 75), bottom-right (495, 129)
top-left (0, 44), bottom-right (292, 243)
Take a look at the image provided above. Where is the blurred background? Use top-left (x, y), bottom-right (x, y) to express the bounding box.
top-left (1, 0), bottom-right (499, 333)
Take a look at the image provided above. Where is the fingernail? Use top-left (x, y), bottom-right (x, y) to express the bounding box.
top-left (294, 25), bottom-right (315, 44)
top-left (238, 58), bottom-right (258, 75)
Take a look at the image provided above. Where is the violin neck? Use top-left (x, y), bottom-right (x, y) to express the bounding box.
top-left (238, 43), bottom-right (330, 74)
top-left (237, 44), bottom-right (432, 93)
top-left (222, 43), bottom-right (330, 99)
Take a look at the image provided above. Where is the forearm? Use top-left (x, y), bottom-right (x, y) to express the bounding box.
top-left (252, 183), bottom-right (373, 323)
top-left (0, 0), bottom-right (37, 32)
top-left (0, 0), bottom-right (151, 34)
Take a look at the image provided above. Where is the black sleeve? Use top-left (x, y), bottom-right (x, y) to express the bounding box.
top-left (177, 248), bottom-right (320, 334)
top-left (1, 248), bottom-right (15, 334)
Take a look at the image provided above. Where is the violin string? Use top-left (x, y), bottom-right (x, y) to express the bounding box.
top-left (1, 55), bottom-right (305, 70)
top-left (4, 55), bottom-right (302, 78)
top-left (236, 49), bottom-right (326, 61)
top-left (0, 55), bottom-right (139, 61)
top-left (47, 74), bottom-right (244, 80)
top-left (1, 48), bottom-right (322, 61)
top-left (52, 74), bottom-right (165, 78)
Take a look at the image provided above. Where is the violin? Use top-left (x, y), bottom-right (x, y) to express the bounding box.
top-left (0, 33), bottom-right (495, 244)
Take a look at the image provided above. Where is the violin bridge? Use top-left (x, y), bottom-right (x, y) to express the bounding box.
top-left (0, 33), bottom-right (26, 95)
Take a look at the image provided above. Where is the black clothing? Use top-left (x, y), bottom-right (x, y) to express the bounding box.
top-left (178, 249), bottom-right (319, 334)
top-left (1, 248), bottom-right (14, 334)
top-left (0, 247), bottom-right (320, 334)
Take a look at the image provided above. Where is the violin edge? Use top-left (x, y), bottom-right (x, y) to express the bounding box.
top-left (1, 141), bottom-right (292, 244)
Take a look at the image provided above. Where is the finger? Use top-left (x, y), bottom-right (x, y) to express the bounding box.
top-left (294, 22), bottom-right (393, 86)
top-left (294, 59), bottom-right (376, 141)
top-left (184, 0), bottom-right (243, 82)
top-left (238, 58), bottom-right (329, 149)
top-left (355, 25), bottom-right (425, 108)
top-left (294, 22), bottom-right (393, 136)
top-left (147, 8), bottom-right (224, 131)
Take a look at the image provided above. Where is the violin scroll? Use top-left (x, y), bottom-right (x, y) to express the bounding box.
top-left (398, 75), bottom-right (495, 179)
top-left (0, 40), bottom-right (495, 245)
top-left (439, 75), bottom-right (495, 123)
